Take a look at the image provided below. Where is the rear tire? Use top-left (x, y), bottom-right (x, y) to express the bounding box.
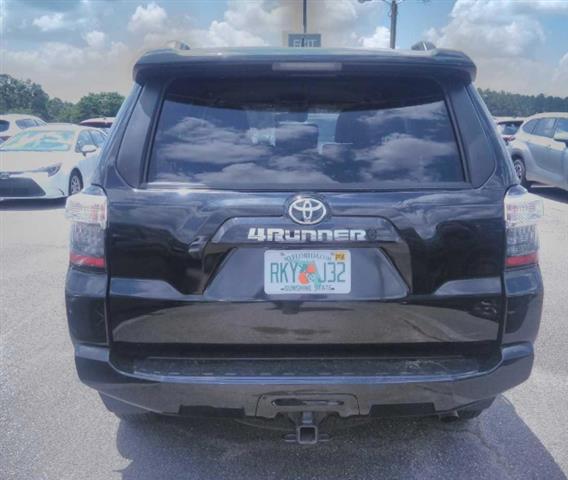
top-left (68, 170), bottom-right (83, 196)
top-left (512, 157), bottom-right (530, 189)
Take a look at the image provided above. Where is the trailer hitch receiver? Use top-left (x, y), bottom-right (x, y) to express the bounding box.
top-left (283, 412), bottom-right (330, 445)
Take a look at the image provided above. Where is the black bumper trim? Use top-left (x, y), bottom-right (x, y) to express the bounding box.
top-left (74, 343), bottom-right (534, 417)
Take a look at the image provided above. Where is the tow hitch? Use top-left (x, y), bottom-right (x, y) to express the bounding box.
top-left (255, 393), bottom-right (360, 444)
top-left (283, 412), bottom-right (330, 445)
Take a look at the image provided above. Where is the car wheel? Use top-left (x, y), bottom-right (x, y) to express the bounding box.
top-left (512, 158), bottom-right (530, 188)
top-left (68, 171), bottom-right (83, 196)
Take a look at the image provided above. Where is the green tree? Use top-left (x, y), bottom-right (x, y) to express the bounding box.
top-left (47, 98), bottom-right (76, 123)
top-left (478, 88), bottom-right (568, 117)
top-left (1, 74), bottom-right (126, 123)
top-left (73, 92), bottom-right (125, 122)
top-left (0, 74), bottom-right (49, 119)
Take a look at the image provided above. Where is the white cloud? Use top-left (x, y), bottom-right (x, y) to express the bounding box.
top-left (200, 20), bottom-right (267, 47)
top-left (428, 0), bottom-right (545, 58)
top-left (84, 30), bottom-right (106, 49)
top-left (223, 0), bottom-right (288, 34)
top-left (193, 0), bottom-right (292, 48)
top-left (0, 0), bottom-right (6, 35)
top-left (123, 0), bottom-right (384, 52)
top-left (1, 38), bottom-right (135, 101)
top-left (551, 52), bottom-right (568, 93)
top-left (32, 12), bottom-right (65, 32)
top-left (5, 42), bottom-right (83, 69)
top-left (359, 26), bottom-right (390, 49)
top-left (509, 0), bottom-right (568, 13)
top-left (183, 0), bottom-right (383, 49)
top-left (128, 2), bottom-right (167, 33)
top-left (426, 0), bottom-right (568, 96)
top-left (7, 0), bottom-right (566, 104)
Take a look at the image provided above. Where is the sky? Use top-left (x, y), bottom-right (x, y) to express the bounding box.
top-left (1, 0), bottom-right (567, 102)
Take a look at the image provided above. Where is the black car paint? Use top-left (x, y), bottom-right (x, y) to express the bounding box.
top-left (65, 48), bottom-right (543, 419)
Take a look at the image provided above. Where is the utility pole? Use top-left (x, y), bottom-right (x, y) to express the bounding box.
top-left (359, 0), bottom-right (404, 49)
top-left (388, 0), bottom-right (397, 49)
top-left (301, 0), bottom-right (308, 46)
top-left (303, 0), bottom-right (307, 34)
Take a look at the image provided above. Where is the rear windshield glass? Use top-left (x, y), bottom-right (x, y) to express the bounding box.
top-left (15, 119), bottom-right (34, 129)
top-left (0, 120), bottom-right (9, 132)
top-left (497, 122), bottom-right (521, 135)
top-left (0, 130), bottom-right (74, 152)
top-left (148, 77), bottom-right (464, 189)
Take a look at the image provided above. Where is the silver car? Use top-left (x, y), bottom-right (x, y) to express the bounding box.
top-left (509, 113), bottom-right (568, 191)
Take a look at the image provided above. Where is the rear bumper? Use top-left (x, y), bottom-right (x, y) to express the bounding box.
top-left (74, 342), bottom-right (534, 417)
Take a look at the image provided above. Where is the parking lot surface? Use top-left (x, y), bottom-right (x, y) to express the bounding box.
top-left (1, 188), bottom-right (567, 480)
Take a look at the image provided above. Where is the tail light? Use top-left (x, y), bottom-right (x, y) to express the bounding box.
top-left (65, 186), bottom-right (107, 269)
top-left (504, 186), bottom-right (543, 268)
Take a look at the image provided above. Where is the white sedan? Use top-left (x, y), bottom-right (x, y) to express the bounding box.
top-left (0, 124), bottom-right (106, 199)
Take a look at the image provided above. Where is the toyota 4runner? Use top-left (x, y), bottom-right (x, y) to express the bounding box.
top-left (65, 47), bottom-right (544, 444)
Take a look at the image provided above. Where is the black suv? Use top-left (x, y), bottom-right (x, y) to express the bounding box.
top-left (65, 47), bottom-right (543, 443)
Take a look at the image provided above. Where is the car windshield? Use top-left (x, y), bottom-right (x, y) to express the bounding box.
top-left (148, 76), bottom-right (464, 189)
top-left (0, 120), bottom-right (9, 133)
top-left (0, 130), bottom-right (75, 152)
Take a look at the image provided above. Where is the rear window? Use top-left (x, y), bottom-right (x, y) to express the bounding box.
top-left (533, 118), bottom-right (556, 138)
top-left (556, 118), bottom-right (568, 136)
top-left (522, 119), bottom-right (538, 134)
top-left (148, 77), bottom-right (464, 189)
top-left (497, 122), bottom-right (521, 136)
top-left (0, 120), bottom-right (9, 133)
top-left (15, 119), bottom-right (35, 129)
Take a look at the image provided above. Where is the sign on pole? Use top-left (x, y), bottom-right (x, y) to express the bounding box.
top-left (288, 33), bottom-right (321, 48)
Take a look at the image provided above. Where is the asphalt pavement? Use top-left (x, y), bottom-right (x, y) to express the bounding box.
top-left (1, 187), bottom-right (567, 480)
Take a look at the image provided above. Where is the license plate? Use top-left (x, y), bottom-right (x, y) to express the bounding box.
top-left (264, 250), bottom-right (351, 295)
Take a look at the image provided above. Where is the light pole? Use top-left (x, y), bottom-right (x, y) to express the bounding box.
top-left (359, 0), bottom-right (405, 49)
top-left (303, 0), bottom-right (307, 35)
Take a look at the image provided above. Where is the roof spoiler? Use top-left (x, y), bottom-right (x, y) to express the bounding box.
top-left (133, 47), bottom-right (476, 84)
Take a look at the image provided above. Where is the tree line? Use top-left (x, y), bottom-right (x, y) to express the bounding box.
top-left (478, 88), bottom-right (568, 117)
top-left (1, 73), bottom-right (567, 122)
top-left (0, 74), bottom-right (124, 123)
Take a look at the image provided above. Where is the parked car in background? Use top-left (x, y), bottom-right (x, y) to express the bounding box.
top-left (80, 117), bottom-right (115, 131)
top-left (0, 124), bottom-right (106, 199)
top-left (0, 114), bottom-right (46, 143)
top-left (65, 47), bottom-right (543, 442)
top-left (494, 117), bottom-right (524, 144)
top-left (509, 113), bottom-right (568, 190)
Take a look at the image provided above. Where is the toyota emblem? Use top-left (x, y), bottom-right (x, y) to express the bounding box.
top-left (288, 197), bottom-right (327, 225)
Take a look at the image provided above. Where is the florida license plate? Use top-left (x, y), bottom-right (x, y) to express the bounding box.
top-left (264, 250), bottom-right (351, 295)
